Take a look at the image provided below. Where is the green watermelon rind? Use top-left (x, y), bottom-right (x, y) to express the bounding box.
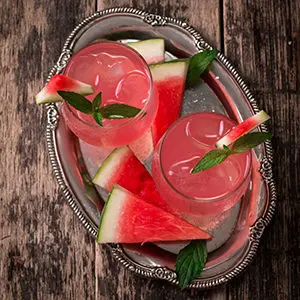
top-left (127, 39), bottom-right (165, 64)
top-left (96, 185), bottom-right (119, 243)
top-left (127, 38), bottom-right (164, 47)
top-left (150, 60), bottom-right (189, 81)
top-left (92, 147), bottom-right (130, 189)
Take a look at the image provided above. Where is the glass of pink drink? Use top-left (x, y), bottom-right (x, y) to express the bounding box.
top-left (152, 112), bottom-right (252, 217)
top-left (61, 41), bottom-right (157, 147)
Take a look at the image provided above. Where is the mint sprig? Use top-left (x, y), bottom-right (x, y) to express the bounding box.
top-left (92, 91), bottom-right (102, 112)
top-left (57, 91), bottom-right (142, 127)
top-left (191, 132), bottom-right (272, 173)
top-left (92, 92), bottom-right (103, 126)
top-left (175, 240), bottom-right (207, 289)
top-left (93, 111), bottom-right (103, 126)
top-left (231, 132), bottom-right (272, 153)
top-left (57, 91), bottom-right (93, 114)
top-left (100, 103), bottom-right (141, 119)
top-left (191, 149), bottom-right (229, 173)
top-left (186, 49), bottom-right (218, 87)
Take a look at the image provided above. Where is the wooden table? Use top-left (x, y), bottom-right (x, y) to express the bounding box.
top-left (1, 0), bottom-right (299, 299)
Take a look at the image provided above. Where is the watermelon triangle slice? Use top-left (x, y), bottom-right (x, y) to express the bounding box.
top-left (129, 60), bottom-right (189, 161)
top-left (36, 74), bottom-right (94, 104)
top-left (92, 146), bottom-right (176, 215)
top-left (97, 184), bottom-right (212, 243)
top-left (127, 39), bottom-right (165, 161)
top-left (215, 110), bottom-right (270, 148)
top-left (150, 60), bottom-right (189, 145)
top-left (128, 128), bottom-right (153, 162)
top-left (127, 39), bottom-right (165, 64)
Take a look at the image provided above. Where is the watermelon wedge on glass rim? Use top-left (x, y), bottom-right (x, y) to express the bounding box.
top-left (92, 146), bottom-right (177, 215)
top-left (35, 74), bottom-right (94, 104)
top-left (97, 184), bottom-right (212, 243)
top-left (216, 110), bottom-right (270, 148)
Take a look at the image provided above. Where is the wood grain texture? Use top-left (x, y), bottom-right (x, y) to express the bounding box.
top-left (98, 0), bottom-right (221, 49)
top-left (0, 0), bottom-right (96, 299)
top-left (223, 0), bottom-right (300, 299)
top-left (1, 0), bottom-right (299, 299)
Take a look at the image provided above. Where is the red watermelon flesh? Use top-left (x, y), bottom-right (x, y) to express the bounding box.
top-left (92, 146), bottom-right (177, 215)
top-left (129, 60), bottom-right (189, 161)
top-left (35, 74), bottom-right (94, 104)
top-left (150, 61), bottom-right (189, 145)
top-left (129, 128), bottom-right (153, 162)
top-left (216, 110), bottom-right (270, 148)
top-left (97, 185), bottom-right (212, 243)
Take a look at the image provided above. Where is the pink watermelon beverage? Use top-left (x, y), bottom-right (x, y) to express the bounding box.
top-left (61, 41), bottom-right (157, 147)
top-left (152, 112), bottom-right (252, 216)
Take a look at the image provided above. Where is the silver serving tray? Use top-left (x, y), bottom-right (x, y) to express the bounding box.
top-left (45, 7), bottom-right (276, 289)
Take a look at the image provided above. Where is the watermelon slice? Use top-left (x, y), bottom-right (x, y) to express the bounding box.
top-left (36, 74), bottom-right (94, 104)
top-left (92, 146), bottom-right (176, 215)
top-left (151, 60), bottom-right (189, 145)
top-left (216, 110), bottom-right (270, 148)
top-left (97, 184), bottom-right (212, 243)
top-left (129, 129), bottom-right (153, 162)
top-left (127, 39), bottom-right (165, 64)
top-left (129, 60), bottom-right (189, 161)
top-left (127, 39), bottom-right (165, 161)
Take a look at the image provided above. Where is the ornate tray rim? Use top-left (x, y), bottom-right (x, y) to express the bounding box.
top-left (45, 7), bottom-right (277, 289)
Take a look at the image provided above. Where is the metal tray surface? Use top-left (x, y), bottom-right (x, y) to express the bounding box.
top-left (45, 7), bottom-right (276, 289)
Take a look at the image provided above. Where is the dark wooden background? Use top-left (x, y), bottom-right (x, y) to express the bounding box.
top-left (0, 0), bottom-right (299, 299)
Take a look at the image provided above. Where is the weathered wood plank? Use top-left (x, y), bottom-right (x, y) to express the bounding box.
top-left (95, 1), bottom-right (226, 299)
top-left (98, 0), bottom-right (221, 49)
top-left (2, 0), bottom-right (298, 298)
top-left (0, 1), bottom-right (95, 299)
top-left (96, 244), bottom-right (227, 300)
top-left (223, 0), bottom-right (300, 299)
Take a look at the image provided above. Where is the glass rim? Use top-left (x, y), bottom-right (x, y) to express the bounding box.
top-left (157, 112), bottom-right (252, 203)
top-left (62, 41), bottom-right (153, 129)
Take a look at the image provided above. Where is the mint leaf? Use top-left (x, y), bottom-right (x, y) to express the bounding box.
top-left (92, 92), bottom-right (102, 112)
top-left (192, 128), bottom-right (272, 173)
top-left (232, 132), bottom-right (273, 153)
top-left (57, 91), bottom-right (93, 114)
top-left (175, 240), bottom-right (207, 289)
top-left (186, 49), bottom-right (218, 87)
top-left (223, 144), bottom-right (231, 154)
top-left (191, 149), bottom-right (229, 173)
top-left (99, 104), bottom-right (141, 119)
top-left (93, 112), bottom-right (103, 126)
